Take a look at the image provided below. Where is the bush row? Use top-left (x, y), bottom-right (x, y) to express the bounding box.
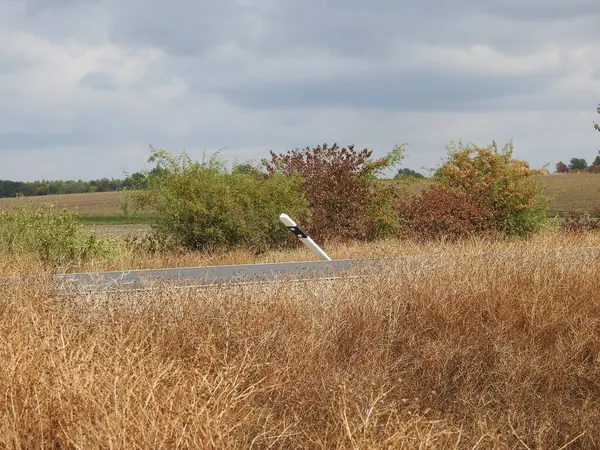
top-left (123, 140), bottom-right (556, 253)
top-left (3, 139), bottom-right (589, 266)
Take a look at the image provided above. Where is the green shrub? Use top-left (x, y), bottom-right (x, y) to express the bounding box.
top-left (263, 142), bottom-right (407, 243)
top-left (125, 147), bottom-right (311, 253)
top-left (0, 204), bottom-right (113, 268)
top-left (433, 140), bottom-right (549, 237)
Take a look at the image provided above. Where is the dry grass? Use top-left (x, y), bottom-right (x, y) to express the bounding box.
top-left (2, 230), bottom-right (600, 276)
top-left (66, 230), bottom-right (600, 273)
top-left (1, 234), bottom-right (600, 448)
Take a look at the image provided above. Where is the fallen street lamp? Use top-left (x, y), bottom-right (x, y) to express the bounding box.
top-left (279, 213), bottom-right (331, 261)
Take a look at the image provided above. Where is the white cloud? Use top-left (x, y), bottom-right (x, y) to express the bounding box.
top-left (409, 42), bottom-right (565, 76)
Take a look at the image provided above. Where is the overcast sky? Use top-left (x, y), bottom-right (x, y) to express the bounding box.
top-left (1, 0), bottom-right (599, 181)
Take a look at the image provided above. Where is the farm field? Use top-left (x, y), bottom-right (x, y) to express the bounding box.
top-left (1, 233), bottom-right (599, 448)
top-left (0, 191), bottom-right (127, 215)
top-left (0, 191), bottom-right (152, 237)
top-left (536, 173), bottom-right (600, 216)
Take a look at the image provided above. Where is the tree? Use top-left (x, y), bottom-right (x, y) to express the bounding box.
top-left (555, 161), bottom-right (569, 173)
top-left (123, 172), bottom-right (148, 190)
top-left (569, 158), bottom-right (588, 171)
top-left (394, 168), bottom-right (425, 179)
top-left (593, 152), bottom-right (600, 167)
top-left (232, 162), bottom-right (260, 176)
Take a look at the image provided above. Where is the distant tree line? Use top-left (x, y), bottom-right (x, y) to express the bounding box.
top-left (0, 172), bottom-right (152, 198)
top-left (555, 152), bottom-right (600, 173)
top-left (394, 168), bottom-right (426, 179)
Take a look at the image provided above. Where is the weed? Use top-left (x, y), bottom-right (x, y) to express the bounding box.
top-left (0, 203), bottom-right (114, 269)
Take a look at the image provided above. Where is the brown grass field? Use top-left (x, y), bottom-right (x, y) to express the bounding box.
top-left (0, 191), bottom-right (127, 215)
top-left (1, 233), bottom-right (600, 448)
top-left (537, 174), bottom-right (600, 216)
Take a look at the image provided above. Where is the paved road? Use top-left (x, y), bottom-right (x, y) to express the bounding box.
top-left (52, 258), bottom-right (387, 294)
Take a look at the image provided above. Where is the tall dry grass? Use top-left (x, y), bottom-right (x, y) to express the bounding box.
top-left (3, 229), bottom-right (599, 276)
top-left (1, 237), bottom-right (600, 448)
top-left (84, 230), bottom-right (600, 272)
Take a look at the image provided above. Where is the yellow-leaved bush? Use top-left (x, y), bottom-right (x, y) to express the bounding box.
top-left (400, 140), bottom-right (550, 240)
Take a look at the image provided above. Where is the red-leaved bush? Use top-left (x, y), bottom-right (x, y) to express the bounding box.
top-left (264, 143), bottom-right (405, 243)
top-left (398, 185), bottom-right (498, 241)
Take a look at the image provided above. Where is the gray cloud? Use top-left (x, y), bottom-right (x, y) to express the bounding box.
top-left (485, 1), bottom-right (600, 20)
top-left (0, 55), bottom-right (32, 74)
top-left (78, 72), bottom-right (119, 91)
top-left (105, 1), bottom-right (246, 56)
top-left (220, 72), bottom-right (554, 111)
top-left (0, 132), bottom-right (82, 149)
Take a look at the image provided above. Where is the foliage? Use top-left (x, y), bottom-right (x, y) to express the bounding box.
top-left (124, 233), bottom-right (174, 255)
top-left (122, 172), bottom-right (148, 190)
top-left (585, 164), bottom-right (600, 174)
top-left (569, 157), bottom-right (588, 171)
top-left (561, 212), bottom-right (600, 232)
top-left (0, 172), bottom-right (158, 198)
top-left (125, 147), bottom-right (311, 253)
top-left (0, 177), bottom-right (128, 198)
top-left (122, 167), bottom-right (168, 191)
top-left (595, 103), bottom-right (600, 132)
top-left (432, 140), bottom-right (549, 237)
top-left (555, 161), bottom-right (569, 173)
top-left (531, 167), bottom-right (549, 175)
top-left (593, 151), bottom-right (600, 167)
top-left (0, 204), bottom-right (113, 268)
top-left (231, 162), bottom-right (261, 176)
top-left (394, 167), bottom-right (425, 179)
top-left (264, 142), bottom-right (407, 242)
top-left (397, 185), bottom-right (498, 241)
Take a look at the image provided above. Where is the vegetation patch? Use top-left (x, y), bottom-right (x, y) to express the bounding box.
top-left (124, 147), bottom-right (311, 253)
top-left (77, 214), bottom-right (155, 225)
top-left (398, 140), bottom-right (550, 240)
top-left (0, 204), bottom-right (114, 269)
